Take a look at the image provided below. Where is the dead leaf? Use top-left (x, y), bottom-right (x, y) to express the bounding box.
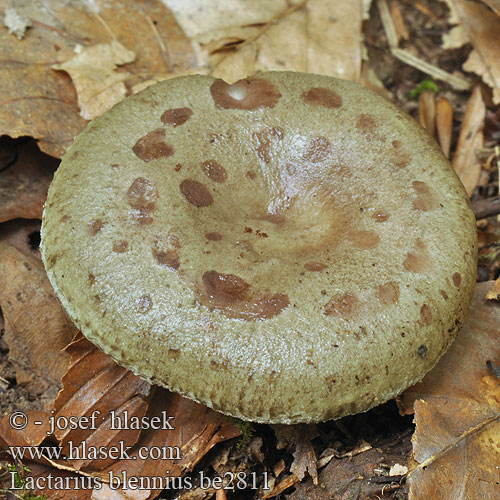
top-left (0, 243), bottom-right (74, 407)
top-left (0, 410), bottom-right (51, 447)
top-left (288, 431), bottom-right (412, 500)
top-left (51, 337), bottom-right (152, 471)
top-left (52, 41), bottom-right (136, 120)
top-left (441, 25), bottom-right (469, 49)
top-left (400, 282), bottom-right (500, 499)
top-left (93, 390), bottom-right (242, 500)
top-left (451, 0), bottom-right (500, 103)
top-left (480, 0), bottom-right (500, 15)
top-left (182, 0), bottom-right (363, 83)
top-left (486, 278), bottom-right (500, 300)
top-left (435, 96), bottom-right (454, 158)
top-left (0, 0), bottom-right (196, 157)
top-left (452, 86), bottom-right (485, 197)
top-left (289, 425), bottom-right (318, 484)
top-left (263, 473), bottom-right (300, 498)
top-left (0, 138), bottom-right (58, 223)
top-left (0, 219), bottom-right (41, 258)
top-left (418, 90), bottom-right (436, 138)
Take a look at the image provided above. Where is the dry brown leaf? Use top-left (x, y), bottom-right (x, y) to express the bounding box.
top-left (435, 96), bottom-right (454, 158)
top-left (288, 432), bottom-right (412, 500)
top-left (289, 425), bottom-right (318, 484)
top-left (0, 410), bottom-right (51, 447)
top-left (0, 139), bottom-right (58, 223)
top-left (418, 90), bottom-right (436, 138)
top-left (452, 86), bottom-right (485, 197)
top-left (163, 0), bottom-right (287, 39)
top-left (486, 278), bottom-right (500, 300)
top-left (451, 0), bottom-right (500, 103)
top-left (463, 49), bottom-right (500, 104)
top-left (263, 474), bottom-right (300, 499)
top-left (400, 282), bottom-right (500, 499)
top-left (360, 61), bottom-right (394, 101)
top-left (93, 390), bottom-right (242, 500)
top-left (0, 0), bottom-right (196, 158)
top-left (0, 243), bottom-right (74, 407)
top-left (51, 337), bottom-right (152, 471)
top-left (0, 219), bottom-right (41, 258)
top-left (480, 0), bottom-right (500, 15)
top-left (441, 25), bottom-right (469, 49)
top-left (188, 0), bottom-right (363, 83)
top-left (52, 41), bottom-right (136, 120)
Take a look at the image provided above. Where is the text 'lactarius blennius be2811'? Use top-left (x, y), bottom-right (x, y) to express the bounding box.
top-left (40, 72), bottom-right (478, 424)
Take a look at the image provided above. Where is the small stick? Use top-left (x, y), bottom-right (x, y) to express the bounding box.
top-left (377, 0), bottom-right (399, 48)
top-left (472, 196), bottom-right (500, 219)
top-left (391, 48), bottom-right (471, 91)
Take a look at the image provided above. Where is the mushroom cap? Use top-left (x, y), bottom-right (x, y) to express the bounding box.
top-left (41, 72), bottom-right (477, 424)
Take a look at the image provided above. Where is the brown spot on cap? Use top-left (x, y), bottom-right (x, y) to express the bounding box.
top-left (356, 114), bottom-right (377, 133)
top-left (303, 137), bottom-right (331, 163)
top-left (412, 181), bottom-right (439, 211)
top-left (391, 140), bottom-right (410, 168)
top-left (302, 87), bottom-right (342, 108)
top-left (127, 178), bottom-right (158, 225)
top-left (440, 290), bottom-right (449, 300)
top-left (200, 271), bottom-right (289, 320)
top-left (403, 239), bottom-right (431, 273)
top-left (88, 273), bottom-right (96, 285)
top-left (325, 293), bottom-right (360, 319)
top-left (246, 170), bottom-right (256, 179)
top-left (152, 234), bottom-right (181, 270)
top-left (305, 262), bottom-right (327, 272)
top-left (348, 230), bottom-right (380, 249)
top-left (373, 211), bottom-right (389, 222)
top-left (201, 160), bottom-right (228, 183)
top-left (168, 349), bottom-right (180, 359)
top-left (87, 219), bottom-right (104, 236)
top-left (205, 232), bottom-right (223, 241)
top-left (153, 248), bottom-right (179, 270)
top-left (210, 78), bottom-right (281, 110)
top-left (138, 295), bottom-right (152, 313)
top-left (377, 282), bottom-right (400, 305)
top-left (127, 178), bottom-right (158, 211)
top-left (261, 213), bottom-right (286, 224)
top-left (113, 241), bottom-right (129, 253)
top-left (132, 128), bottom-right (174, 162)
top-left (161, 107), bottom-right (193, 126)
top-left (420, 304), bottom-right (432, 324)
top-left (180, 179), bottom-right (213, 207)
top-left (253, 127), bottom-right (284, 163)
top-left (453, 272), bottom-right (462, 287)
top-left (203, 271), bottom-right (250, 303)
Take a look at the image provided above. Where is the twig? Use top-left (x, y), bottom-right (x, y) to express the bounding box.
top-left (472, 196), bottom-right (500, 219)
top-left (391, 48), bottom-right (471, 91)
top-left (377, 0), bottom-right (399, 48)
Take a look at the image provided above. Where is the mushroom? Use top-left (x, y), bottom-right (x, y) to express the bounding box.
top-left (40, 72), bottom-right (477, 424)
